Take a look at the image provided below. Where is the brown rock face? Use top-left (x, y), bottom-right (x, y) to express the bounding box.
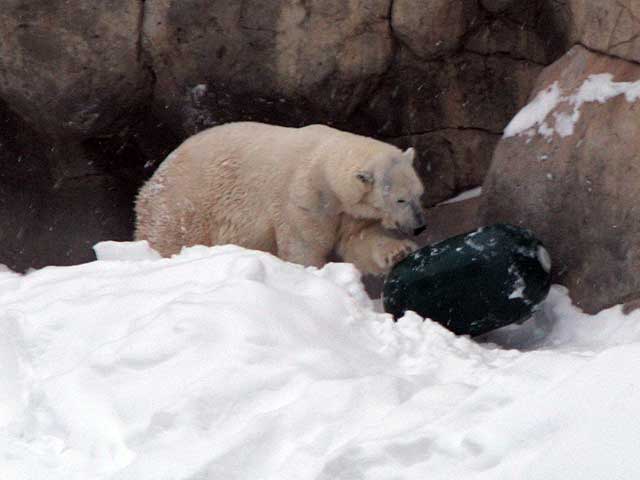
top-left (465, 18), bottom-right (549, 64)
top-left (481, 45), bottom-right (640, 313)
top-left (393, 129), bottom-right (499, 206)
top-left (362, 52), bottom-right (542, 138)
top-left (144, 0), bottom-right (393, 134)
top-left (565, 0), bottom-right (640, 63)
top-left (392, 0), bottom-right (478, 59)
top-left (0, 0), bottom-right (150, 138)
top-left (0, 100), bottom-right (141, 272)
top-left (480, 0), bottom-right (514, 13)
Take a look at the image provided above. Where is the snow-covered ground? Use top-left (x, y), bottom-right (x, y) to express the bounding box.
top-left (2, 242), bottom-right (640, 479)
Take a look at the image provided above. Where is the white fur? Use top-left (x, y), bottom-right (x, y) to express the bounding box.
top-left (134, 122), bottom-right (425, 275)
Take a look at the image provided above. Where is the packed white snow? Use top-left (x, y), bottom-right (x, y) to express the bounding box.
top-left (2, 242), bottom-right (640, 479)
top-left (504, 73), bottom-right (640, 139)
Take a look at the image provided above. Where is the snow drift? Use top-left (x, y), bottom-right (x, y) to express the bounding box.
top-left (2, 242), bottom-right (640, 479)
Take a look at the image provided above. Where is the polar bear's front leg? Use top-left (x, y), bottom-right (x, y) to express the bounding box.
top-left (274, 216), bottom-right (334, 269)
top-left (336, 219), bottom-right (418, 275)
top-left (277, 236), bottom-right (328, 268)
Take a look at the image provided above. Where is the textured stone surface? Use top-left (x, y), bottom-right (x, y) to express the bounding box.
top-left (392, 129), bottom-right (499, 206)
top-left (480, 0), bottom-right (514, 13)
top-left (0, 0), bottom-right (150, 138)
top-left (0, 98), bottom-right (175, 271)
top-left (418, 195), bottom-right (483, 246)
top-left (392, 0), bottom-right (478, 59)
top-left (144, 0), bottom-right (393, 135)
top-left (0, 176), bottom-right (136, 272)
top-left (0, 100), bottom-right (49, 270)
top-left (360, 51), bottom-right (542, 137)
top-left (481, 45), bottom-right (640, 313)
top-left (465, 18), bottom-right (549, 64)
top-left (566, 0), bottom-right (640, 63)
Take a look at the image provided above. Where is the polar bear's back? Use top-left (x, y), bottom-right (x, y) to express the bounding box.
top-left (135, 122), bottom-right (314, 256)
top-left (134, 121), bottom-right (403, 257)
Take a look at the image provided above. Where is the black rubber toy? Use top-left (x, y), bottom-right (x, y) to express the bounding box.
top-left (383, 224), bottom-right (552, 336)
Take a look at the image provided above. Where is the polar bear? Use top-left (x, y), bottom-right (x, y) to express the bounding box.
top-left (134, 122), bottom-right (426, 275)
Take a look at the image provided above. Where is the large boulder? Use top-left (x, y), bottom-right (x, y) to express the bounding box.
top-left (0, 0), bottom-right (150, 139)
top-left (481, 45), bottom-right (640, 313)
top-left (143, 0), bottom-right (393, 135)
top-left (565, 0), bottom-right (640, 63)
top-left (391, 0), bottom-right (478, 59)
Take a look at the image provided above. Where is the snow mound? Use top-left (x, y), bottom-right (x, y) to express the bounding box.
top-left (504, 73), bottom-right (640, 140)
top-left (2, 244), bottom-right (640, 479)
top-left (94, 241), bottom-right (162, 262)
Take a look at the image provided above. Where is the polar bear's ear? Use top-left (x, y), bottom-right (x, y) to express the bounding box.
top-left (355, 170), bottom-right (374, 185)
top-left (403, 147), bottom-right (416, 164)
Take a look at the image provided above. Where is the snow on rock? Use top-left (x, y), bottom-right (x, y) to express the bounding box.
top-left (504, 73), bottom-right (640, 140)
top-left (2, 244), bottom-right (640, 479)
top-left (93, 240), bottom-right (162, 262)
top-left (503, 81), bottom-right (562, 139)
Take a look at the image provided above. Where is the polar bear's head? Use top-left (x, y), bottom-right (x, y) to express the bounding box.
top-left (346, 147), bottom-right (426, 235)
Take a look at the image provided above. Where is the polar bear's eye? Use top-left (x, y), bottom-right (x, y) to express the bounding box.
top-left (397, 199), bottom-right (407, 204)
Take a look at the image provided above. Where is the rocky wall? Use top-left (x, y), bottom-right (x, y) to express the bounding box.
top-left (0, 0), bottom-right (591, 270)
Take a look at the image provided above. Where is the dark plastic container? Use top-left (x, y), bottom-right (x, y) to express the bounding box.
top-left (382, 224), bottom-right (552, 336)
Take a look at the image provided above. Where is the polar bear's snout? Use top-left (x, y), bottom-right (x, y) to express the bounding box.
top-left (393, 200), bottom-right (426, 236)
top-left (410, 201), bottom-right (427, 232)
top-left (410, 202), bottom-right (427, 236)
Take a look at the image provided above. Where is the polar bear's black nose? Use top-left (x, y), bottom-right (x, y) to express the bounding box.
top-left (413, 225), bottom-right (427, 236)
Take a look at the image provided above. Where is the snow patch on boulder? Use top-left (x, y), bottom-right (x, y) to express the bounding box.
top-left (504, 74), bottom-right (640, 140)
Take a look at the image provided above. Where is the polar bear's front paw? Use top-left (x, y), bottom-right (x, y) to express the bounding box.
top-left (373, 239), bottom-right (417, 271)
